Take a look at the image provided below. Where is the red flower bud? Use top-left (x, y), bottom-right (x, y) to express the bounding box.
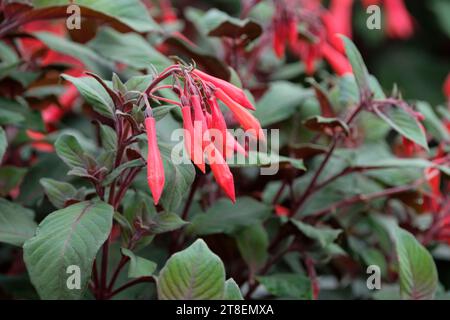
top-left (193, 69), bottom-right (256, 111)
top-left (145, 117), bottom-right (165, 205)
top-left (182, 106), bottom-right (206, 172)
top-left (215, 88), bottom-right (265, 141)
top-left (206, 145), bottom-right (236, 203)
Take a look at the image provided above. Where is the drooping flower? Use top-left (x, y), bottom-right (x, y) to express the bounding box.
top-left (214, 88), bottom-right (265, 141)
top-left (181, 105), bottom-right (206, 172)
top-left (145, 117), bottom-right (165, 205)
top-left (206, 144), bottom-right (236, 203)
top-left (144, 65), bottom-right (262, 202)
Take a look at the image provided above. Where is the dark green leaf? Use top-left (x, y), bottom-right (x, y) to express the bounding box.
top-left (255, 81), bottom-right (311, 126)
top-left (187, 197), bottom-right (271, 235)
top-left (340, 36), bottom-right (372, 101)
top-left (55, 134), bottom-right (89, 168)
top-left (23, 201), bottom-right (113, 299)
top-left (235, 224), bottom-right (268, 273)
top-left (0, 199), bottom-right (36, 246)
top-left (121, 248), bottom-right (157, 278)
top-left (201, 9), bottom-right (262, 40)
top-left (0, 166), bottom-right (27, 197)
top-left (62, 74), bottom-right (115, 119)
top-left (32, 0), bottom-right (159, 33)
top-left (374, 105), bottom-right (428, 150)
top-left (40, 178), bottom-right (78, 209)
top-left (257, 273), bottom-right (312, 300)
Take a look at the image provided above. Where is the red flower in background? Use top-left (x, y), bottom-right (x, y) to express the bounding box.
top-left (384, 0), bottom-right (414, 39)
top-left (272, 0), bottom-right (353, 76)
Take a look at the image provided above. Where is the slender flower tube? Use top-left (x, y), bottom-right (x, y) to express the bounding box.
top-left (193, 69), bottom-right (256, 111)
top-left (384, 0), bottom-right (413, 39)
top-left (145, 117), bottom-right (165, 205)
top-left (206, 145), bottom-right (236, 203)
top-left (215, 88), bottom-right (265, 141)
top-left (182, 106), bottom-right (206, 172)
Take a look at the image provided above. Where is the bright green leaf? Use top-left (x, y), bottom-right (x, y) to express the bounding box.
top-left (157, 239), bottom-right (225, 300)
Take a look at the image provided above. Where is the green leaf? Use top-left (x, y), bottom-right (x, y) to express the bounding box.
top-left (374, 105), bottom-right (428, 150)
top-left (200, 9), bottom-right (262, 40)
top-left (149, 212), bottom-right (189, 234)
top-left (157, 239), bottom-right (225, 300)
top-left (0, 126), bottom-right (7, 163)
top-left (88, 27), bottom-right (170, 71)
top-left (99, 123), bottom-right (117, 151)
top-left (62, 74), bottom-right (115, 119)
top-left (159, 143), bottom-right (196, 212)
top-left (40, 178), bottom-right (78, 209)
top-left (23, 201), bottom-right (113, 300)
top-left (102, 159), bottom-right (144, 186)
top-left (224, 278), bottom-right (243, 300)
top-left (340, 36), bottom-right (371, 101)
top-left (416, 101), bottom-right (450, 141)
top-left (152, 105), bottom-right (178, 121)
top-left (291, 220), bottom-right (342, 248)
top-left (187, 197), bottom-right (271, 235)
top-left (255, 81), bottom-right (311, 126)
top-left (0, 166), bottom-right (27, 197)
top-left (33, 0), bottom-right (159, 33)
top-left (257, 273), bottom-right (313, 300)
top-left (0, 98), bottom-right (44, 130)
top-left (0, 199), bottom-right (36, 246)
top-left (33, 32), bottom-right (113, 76)
top-left (229, 151), bottom-right (305, 171)
top-left (121, 248), bottom-right (157, 278)
top-left (393, 227), bottom-right (438, 300)
top-left (55, 134), bottom-right (89, 168)
top-left (235, 224), bottom-right (268, 273)
top-left (303, 115), bottom-right (350, 136)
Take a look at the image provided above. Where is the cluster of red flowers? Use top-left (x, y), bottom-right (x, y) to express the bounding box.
top-left (144, 66), bottom-right (264, 205)
top-left (271, 0), bottom-right (414, 75)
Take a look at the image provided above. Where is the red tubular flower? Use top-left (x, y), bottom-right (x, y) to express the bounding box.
top-left (181, 106), bottom-right (206, 172)
top-left (193, 69), bottom-right (255, 111)
top-left (208, 96), bottom-right (228, 156)
top-left (206, 145), bottom-right (236, 203)
top-left (215, 88), bottom-right (265, 141)
top-left (384, 0), bottom-right (414, 39)
top-left (321, 43), bottom-right (353, 76)
top-left (145, 117), bottom-right (165, 205)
